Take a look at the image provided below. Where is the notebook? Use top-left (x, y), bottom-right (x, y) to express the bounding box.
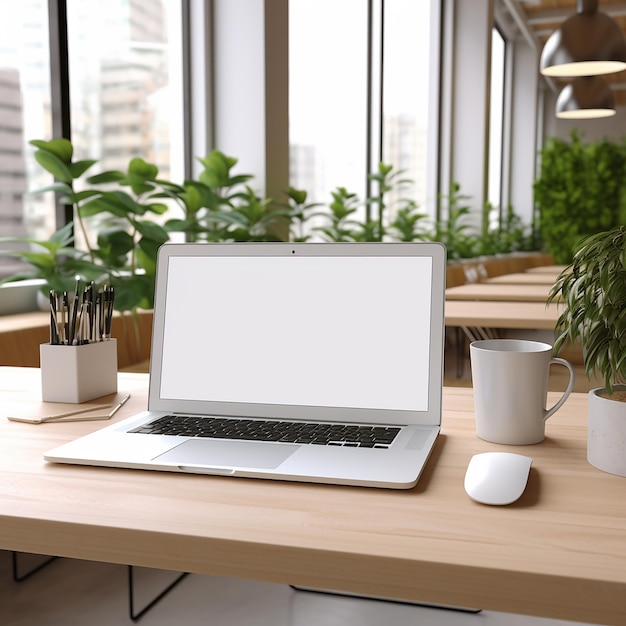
top-left (44, 241), bottom-right (446, 489)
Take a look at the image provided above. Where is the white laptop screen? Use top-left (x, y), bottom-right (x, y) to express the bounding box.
top-left (158, 254), bottom-right (433, 412)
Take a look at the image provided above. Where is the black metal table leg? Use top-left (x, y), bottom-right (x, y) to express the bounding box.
top-left (12, 552), bottom-right (58, 582)
top-left (128, 565), bottom-right (189, 621)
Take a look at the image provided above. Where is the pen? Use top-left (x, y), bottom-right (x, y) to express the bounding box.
top-left (48, 281), bottom-right (116, 345)
top-left (76, 301), bottom-right (85, 345)
top-left (62, 291), bottom-right (69, 345)
top-left (42, 394), bottom-right (131, 423)
top-left (104, 285), bottom-right (114, 339)
top-left (56, 294), bottom-right (63, 344)
top-left (83, 282), bottom-right (92, 342)
top-left (49, 290), bottom-right (59, 345)
top-left (96, 290), bottom-right (104, 341)
top-left (68, 279), bottom-right (80, 345)
top-left (106, 393), bottom-right (131, 418)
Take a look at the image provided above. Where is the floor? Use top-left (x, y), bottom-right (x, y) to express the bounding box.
top-left (0, 551), bottom-right (593, 626)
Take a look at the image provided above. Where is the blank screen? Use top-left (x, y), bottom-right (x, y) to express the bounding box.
top-left (159, 255), bottom-right (432, 411)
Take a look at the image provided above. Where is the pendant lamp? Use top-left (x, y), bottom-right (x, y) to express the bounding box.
top-left (540, 0), bottom-right (626, 77)
top-left (556, 76), bottom-right (616, 119)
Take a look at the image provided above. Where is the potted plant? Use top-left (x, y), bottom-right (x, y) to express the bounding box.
top-left (549, 225), bottom-right (626, 477)
top-left (0, 139), bottom-right (174, 311)
top-left (0, 139), bottom-right (289, 311)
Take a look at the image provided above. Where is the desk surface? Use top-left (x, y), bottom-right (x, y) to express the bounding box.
top-left (486, 273), bottom-right (558, 285)
top-left (0, 368), bottom-right (624, 625)
top-left (445, 299), bottom-right (561, 330)
top-left (445, 283), bottom-right (554, 302)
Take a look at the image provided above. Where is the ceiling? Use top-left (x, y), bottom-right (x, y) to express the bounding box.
top-left (503, 0), bottom-right (626, 106)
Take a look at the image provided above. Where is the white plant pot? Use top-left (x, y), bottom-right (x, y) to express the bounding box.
top-left (588, 386), bottom-right (626, 477)
top-left (0, 279), bottom-right (45, 315)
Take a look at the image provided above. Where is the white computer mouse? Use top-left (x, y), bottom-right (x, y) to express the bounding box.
top-left (464, 452), bottom-right (533, 505)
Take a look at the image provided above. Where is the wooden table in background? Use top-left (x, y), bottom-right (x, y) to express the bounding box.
top-left (446, 283), bottom-right (556, 303)
top-left (0, 367), bottom-right (624, 624)
top-left (525, 265), bottom-right (568, 275)
top-left (445, 300), bottom-right (561, 331)
top-left (486, 273), bottom-right (558, 286)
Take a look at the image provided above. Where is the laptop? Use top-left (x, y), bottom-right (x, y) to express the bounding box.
top-left (45, 241), bottom-right (446, 489)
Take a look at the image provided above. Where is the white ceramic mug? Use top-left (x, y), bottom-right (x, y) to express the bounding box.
top-left (470, 339), bottom-right (575, 445)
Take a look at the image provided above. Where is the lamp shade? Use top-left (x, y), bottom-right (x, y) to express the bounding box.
top-left (556, 76), bottom-right (616, 119)
top-left (540, 1), bottom-right (626, 77)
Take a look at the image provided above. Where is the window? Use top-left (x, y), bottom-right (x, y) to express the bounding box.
top-left (66, 0), bottom-right (184, 243)
top-left (488, 26), bottom-right (505, 220)
top-left (0, 0), bottom-right (184, 278)
top-left (0, 0), bottom-right (53, 277)
top-left (289, 0), bottom-right (368, 205)
top-left (382, 0), bottom-right (431, 217)
top-left (289, 0), bottom-right (435, 232)
top-left (3, 0), bottom-right (439, 281)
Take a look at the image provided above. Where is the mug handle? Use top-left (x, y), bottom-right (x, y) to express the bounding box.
top-left (544, 358), bottom-right (575, 421)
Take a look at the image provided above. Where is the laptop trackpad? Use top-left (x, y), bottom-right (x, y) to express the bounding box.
top-left (153, 439), bottom-right (299, 469)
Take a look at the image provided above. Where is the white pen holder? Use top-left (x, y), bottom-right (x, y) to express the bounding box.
top-left (40, 339), bottom-right (118, 403)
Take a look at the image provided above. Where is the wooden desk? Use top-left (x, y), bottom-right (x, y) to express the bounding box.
top-left (486, 273), bottom-right (557, 286)
top-left (446, 283), bottom-right (554, 303)
top-left (445, 300), bottom-right (561, 330)
top-left (0, 368), bottom-right (624, 625)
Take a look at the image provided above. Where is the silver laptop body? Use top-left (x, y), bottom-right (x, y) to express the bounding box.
top-left (45, 242), bottom-right (446, 489)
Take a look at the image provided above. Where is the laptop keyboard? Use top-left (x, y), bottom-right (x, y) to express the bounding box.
top-left (129, 415), bottom-right (401, 448)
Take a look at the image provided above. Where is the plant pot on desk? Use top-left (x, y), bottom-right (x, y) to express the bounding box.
top-left (588, 386), bottom-right (626, 478)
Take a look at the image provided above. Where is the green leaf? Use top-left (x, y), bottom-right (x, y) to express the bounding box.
top-left (145, 202), bottom-right (169, 215)
top-left (154, 179), bottom-right (185, 194)
top-left (178, 184), bottom-right (203, 214)
top-left (79, 197), bottom-right (127, 219)
top-left (61, 189), bottom-right (103, 204)
top-left (137, 237), bottom-right (162, 276)
top-left (133, 220), bottom-right (169, 243)
top-left (197, 150), bottom-right (232, 188)
top-left (79, 191), bottom-right (145, 218)
top-left (211, 210), bottom-right (248, 227)
top-left (124, 158), bottom-right (159, 196)
top-left (30, 138), bottom-right (73, 163)
top-left (87, 171), bottom-right (126, 185)
top-left (62, 258), bottom-right (108, 282)
top-left (110, 274), bottom-right (154, 311)
top-left (227, 174), bottom-right (254, 186)
top-left (49, 222), bottom-right (76, 247)
top-left (55, 246), bottom-right (86, 260)
top-left (287, 187), bottom-right (307, 205)
top-left (128, 157), bottom-right (158, 180)
top-left (34, 150), bottom-right (74, 183)
top-left (96, 228), bottom-right (135, 265)
top-left (13, 252), bottom-right (56, 272)
top-left (28, 182), bottom-right (73, 196)
top-left (164, 218), bottom-right (200, 232)
top-left (69, 159), bottom-right (97, 178)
